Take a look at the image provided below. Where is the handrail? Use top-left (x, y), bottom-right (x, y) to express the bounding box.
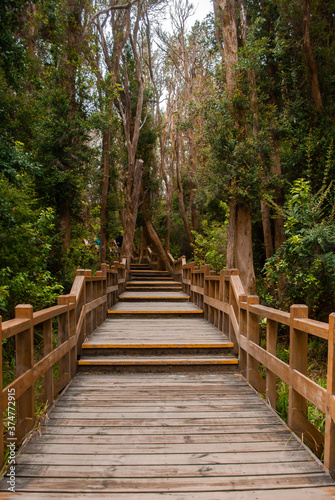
top-left (0, 258), bottom-right (128, 469)
top-left (170, 255), bottom-right (335, 479)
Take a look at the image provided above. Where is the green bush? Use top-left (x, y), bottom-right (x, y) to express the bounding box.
top-left (192, 218), bottom-right (228, 273)
top-left (264, 178), bottom-right (335, 320)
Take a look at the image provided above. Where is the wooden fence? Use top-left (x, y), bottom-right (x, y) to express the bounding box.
top-left (169, 254), bottom-right (335, 479)
top-left (0, 260), bottom-right (127, 469)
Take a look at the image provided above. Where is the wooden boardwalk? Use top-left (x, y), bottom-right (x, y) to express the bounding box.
top-left (1, 266), bottom-right (335, 498)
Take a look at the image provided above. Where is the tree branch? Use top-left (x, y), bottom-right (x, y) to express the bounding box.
top-left (83, 0), bottom-right (138, 38)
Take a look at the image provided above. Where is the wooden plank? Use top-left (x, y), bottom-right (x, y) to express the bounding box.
top-left (293, 317), bottom-right (329, 339)
top-left (204, 296), bottom-right (230, 315)
top-left (24, 439), bottom-right (300, 455)
top-left (245, 303), bottom-right (291, 325)
top-left (33, 305), bottom-right (69, 326)
top-left (43, 416), bottom-right (282, 427)
top-left (14, 461), bottom-right (323, 479)
top-left (52, 403), bottom-right (269, 413)
top-left (78, 357), bottom-right (238, 366)
top-left (30, 431), bottom-right (292, 445)
top-left (2, 488), bottom-right (335, 499)
top-left (16, 449), bottom-right (314, 466)
top-left (5, 474), bottom-right (335, 493)
top-left (2, 318), bottom-right (30, 340)
top-left (85, 296), bottom-right (107, 314)
top-left (82, 343), bottom-right (234, 348)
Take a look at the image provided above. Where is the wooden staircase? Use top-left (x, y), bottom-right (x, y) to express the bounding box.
top-left (78, 265), bottom-right (238, 372)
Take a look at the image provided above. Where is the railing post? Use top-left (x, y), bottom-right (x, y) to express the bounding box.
top-left (288, 305), bottom-right (309, 436)
top-left (75, 269), bottom-right (87, 353)
top-left (0, 316), bottom-right (3, 470)
top-left (201, 265), bottom-right (210, 312)
top-left (227, 269), bottom-right (239, 349)
top-left (239, 295), bottom-right (248, 378)
top-left (43, 316), bottom-right (54, 406)
top-left (96, 270), bottom-right (104, 327)
top-left (85, 270), bottom-right (93, 335)
top-left (266, 319), bottom-right (278, 409)
top-left (325, 313), bottom-right (335, 478)
top-left (15, 305), bottom-right (34, 440)
top-left (69, 295), bottom-right (77, 378)
top-left (57, 296), bottom-right (71, 390)
top-left (247, 296), bottom-right (264, 392)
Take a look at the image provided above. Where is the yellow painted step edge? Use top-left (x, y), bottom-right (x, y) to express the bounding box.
top-left (107, 310), bottom-right (204, 314)
top-left (78, 359), bottom-right (238, 365)
top-left (82, 343), bottom-right (234, 349)
top-left (119, 296), bottom-right (190, 300)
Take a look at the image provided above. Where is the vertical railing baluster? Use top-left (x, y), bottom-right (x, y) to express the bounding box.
top-left (238, 296), bottom-right (248, 378)
top-left (43, 317), bottom-right (54, 406)
top-left (247, 296), bottom-right (262, 392)
top-left (266, 319), bottom-right (278, 409)
top-left (58, 296), bottom-right (71, 390)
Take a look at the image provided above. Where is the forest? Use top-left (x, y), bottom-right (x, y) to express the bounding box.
top-left (1, 0), bottom-right (335, 323)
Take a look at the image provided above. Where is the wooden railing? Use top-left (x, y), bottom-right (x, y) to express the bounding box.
top-left (169, 254), bottom-right (335, 479)
top-left (0, 260), bottom-right (127, 469)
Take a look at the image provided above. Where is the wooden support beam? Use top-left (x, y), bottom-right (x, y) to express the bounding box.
top-left (0, 316), bottom-right (3, 470)
top-left (288, 305), bottom-right (310, 445)
top-left (325, 313), bottom-right (335, 478)
top-left (15, 305), bottom-right (34, 441)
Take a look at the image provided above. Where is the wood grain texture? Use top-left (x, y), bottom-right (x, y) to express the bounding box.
top-left (1, 372), bottom-right (334, 496)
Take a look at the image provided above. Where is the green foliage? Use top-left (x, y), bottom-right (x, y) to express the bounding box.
top-left (264, 178), bottom-right (335, 320)
top-left (0, 176), bottom-right (63, 318)
top-left (192, 217), bottom-right (228, 273)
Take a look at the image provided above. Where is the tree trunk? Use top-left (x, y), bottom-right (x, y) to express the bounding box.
top-left (176, 134), bottom-right (194, 245)
top-left (270, 133), bottom-right (285, 252)
top-left (213, 0), bottom-right (238, 94)
top-left (139, 229), bottom-right (149, 264)
top-left (235, 203), bottom-right (256, 294)
top-left (121, 159), bottom-right (144, 269)
top-left (143, 218), bottom-right (173, 273)
top-left (100, 126), bottom-right (111, 264)
top-left (302, 0), bottom-right (322, 111)
top-left (226, 198), bottom-right (237, 268)
top-left (261, 200), bottom-right (274, 259)
top-left (59, 204), bottom-right (71, 250)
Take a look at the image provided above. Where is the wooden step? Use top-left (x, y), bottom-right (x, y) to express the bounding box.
top-left (78, 355), bottom-right (238, 372)
top-left (79, 356), bottom-right (238, 365)
top-left (118, 291), bottom-right (190, 302)
top-left (126, 286), bottom-right (183, 292)
top-left (127, 281), bottom-right (181, 287)
top-left (109, 301), bottom-right (202, 314)
top-left (81, 341), bottom-right (235, 358)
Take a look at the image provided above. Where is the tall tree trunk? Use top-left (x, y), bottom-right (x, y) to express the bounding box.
top-left (59, 203), bottom-right (72, 250)
top-left (302, 0), bottom-right (322, 111)
top-left (235, 203), bottom-right (256, 294)
top-left (121, 159), bottom-right (144, 268)
top-left (271, 137), bottom-right (285, 252)
top-left (100, 126), bottom-right (111, 264)
top-left (176, 134), bottom-right (194, 245)
top-left (226, 198), bottom-right (237, 268)
top-left (214, 0), bottom-right (239, 94)
top-left (261, 200), bottom-right (274, 259)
